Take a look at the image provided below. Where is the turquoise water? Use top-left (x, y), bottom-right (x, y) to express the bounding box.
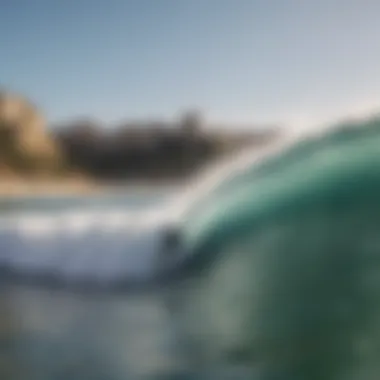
top-left (173, 118), bottom-right (380, 380)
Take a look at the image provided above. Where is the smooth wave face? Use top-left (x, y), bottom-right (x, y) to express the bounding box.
top-left (172, 117), bottom-right (380, 379)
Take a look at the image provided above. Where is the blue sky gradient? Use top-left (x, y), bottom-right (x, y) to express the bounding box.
top-left (1, 0), bottom-right (380, 128)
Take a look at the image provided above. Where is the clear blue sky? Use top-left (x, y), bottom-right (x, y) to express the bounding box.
top-left (1, 0), bottom-right (380, 128)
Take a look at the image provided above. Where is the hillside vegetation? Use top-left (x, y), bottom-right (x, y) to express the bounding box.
top-left (0, 92), bottom-right (279, 183)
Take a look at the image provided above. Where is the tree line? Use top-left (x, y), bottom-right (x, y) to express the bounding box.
top-left (53, 111), bottom-right (278, 180)
top-left (0, 93), bottom-right (279, 180)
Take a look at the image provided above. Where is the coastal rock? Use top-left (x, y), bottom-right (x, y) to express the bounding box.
top-left (0, 92), bottom-right (63, 174)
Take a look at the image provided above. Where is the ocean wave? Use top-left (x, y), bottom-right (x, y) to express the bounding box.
top-left (0, 207), bottom-right (174, 288)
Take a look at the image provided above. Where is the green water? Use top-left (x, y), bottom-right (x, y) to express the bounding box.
top-left (174, 118), bottom-right (380, 380)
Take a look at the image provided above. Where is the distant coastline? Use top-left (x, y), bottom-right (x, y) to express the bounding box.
top-left (0, 91), bottom-right (280, 198)
top-left (0, 178), bottom-right (181, 198)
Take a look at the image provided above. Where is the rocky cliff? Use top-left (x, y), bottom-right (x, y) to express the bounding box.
top-left (0, 92), bottom-right (64, 176)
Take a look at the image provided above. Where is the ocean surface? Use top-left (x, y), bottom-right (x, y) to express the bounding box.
top-left (0, 188), bottom-right (191, 380)
top-left (0, 137), bottom-right (310, 380)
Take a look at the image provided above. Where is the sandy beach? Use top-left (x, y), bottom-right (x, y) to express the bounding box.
top-left (0, 178), bottom-right (181, 198)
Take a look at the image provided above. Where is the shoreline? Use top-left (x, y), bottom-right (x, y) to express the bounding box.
top-left (0, 179), bottom-right (181, 198)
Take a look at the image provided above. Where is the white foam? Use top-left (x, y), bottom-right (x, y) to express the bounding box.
top-left (0, 207), bottom-right (172, 285)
